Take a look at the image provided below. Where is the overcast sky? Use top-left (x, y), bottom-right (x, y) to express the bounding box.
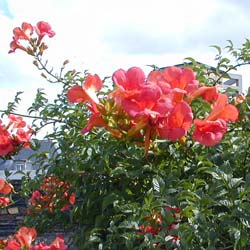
top-left (1, 0), bottom-right (250, 123)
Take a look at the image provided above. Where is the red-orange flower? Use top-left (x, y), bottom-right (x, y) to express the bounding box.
top-left (109, 66), bottom-right (198, 154)
top-left (69, 193), bottom-right (76, 205)
top-left (13, 22), bottom-right (33, 41)
top-left (206, 93), bottom-right (239, 122)
top-left (66, 64), bottom-right (240, 152)
top-left (121, 83), bottom-right (162, 118)
top-left (0, 116), bottom-right (32, 157)
top-left (28, 190), bottom-right (41, 204)
top-left (162, 66), bottom-right (198, 94)
top-left (5, 239), bottom-right (20, 250)
top-left (32, 235), bottom-right (67, 250)
top-left (193, 93), bottom-right (239, 146)
top-left (68, 74), bottom-right (103, 106)
top-left (9, 22), bottom-right (33, 54)
top-left (5, 226), bottom-right (67, 250)
top-left (81, 112), bottom-right (107, 134)
top-left (15, 227), bottom-right (37, 247)
top-left (9, 39), bottom-right (28, 53)
top-left (7, 226), bottom-right (37, 250)
top-left (234, 93), bottom-right (245, 105)
top-left (0, 123), bottom-right (14, 157)
top-left (186, 86), bottom-right (219, 103)
top-left (35, 21), bottom-right (56, 39)
top-left (192, 119), bottom-right (227, 146)
top-left (157, 101), bottom-right (193, 141)
top-left (112, 67), bottom-right (146, 92)
top-left (28, 176), bottom-right (75, 214)
top-left (48, 235), bottom-right (67, 250)
top-left (8, 114), bottom-right (26, 129)
top-left (0, 178), bottom-right (13, 194)
top-left (9, 21), bottom-right (55, 54)
top-left (139, 206), bottom-right (181, 247)
top-left (0, 196), bottom-right (11, 207)
top-left (15, 128), bottom-right (32, 145)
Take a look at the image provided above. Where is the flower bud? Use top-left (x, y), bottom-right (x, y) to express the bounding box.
top-left (63, 59), bottom-right (70, 66)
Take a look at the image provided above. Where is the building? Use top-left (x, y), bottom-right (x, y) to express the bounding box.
top-left (0, 140), bottom-right (56, 180)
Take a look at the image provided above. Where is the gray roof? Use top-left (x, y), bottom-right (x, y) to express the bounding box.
top-left (13, 140), bottom-right (55, 160)
top-left (0, 140), bottom-right (56, 170)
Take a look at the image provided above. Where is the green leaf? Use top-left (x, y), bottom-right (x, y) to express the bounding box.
top-left (102, 193), bottom-right (119, 212)
top-left (153, 178), bottom-right (160, 192)
top-left (210, 45), bottom-right (222, 54)
top-left (29, 139), bottom-right (41, 151)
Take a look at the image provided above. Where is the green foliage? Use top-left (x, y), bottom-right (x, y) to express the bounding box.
top-left (1, 40), bottom-right (250, 249)
top-left (1, 91), bottom-right (23, 117)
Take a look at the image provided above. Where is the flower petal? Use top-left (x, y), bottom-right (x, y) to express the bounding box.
top-left (193, 119), bottom-right (227, 146)
top-left (67, 85), bottom-right (89, 103)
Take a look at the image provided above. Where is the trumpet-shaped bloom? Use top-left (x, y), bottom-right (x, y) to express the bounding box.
top-left (28, 176), bottom-right (75, 214)
top-left (28, 190), bottom-right (41, 205)
top-left (15, 128), bottom-right (31, 145)
top-left (67, 74), bottom-right (103, 105)
top-left (9, 22), bottom-right (33, 54)
top-left (162, 66), bottom-right (199, 94)
top-left (8, 114), bottom-right (26, 129)
top-left (13, 22), bottom-right (33, 41)
top-left (0, 124), bottom-right (14, 157)
top-left (6, 226), bottom-right (37, 250)
top-left (0, 117), bottom-right (32, 157)
top-left (121, 83), bottom-right (162, 118)
top-left (112, 67), bottom-right (145, 91)
top-left (111, 67), bottom-right (146, 105)
top-left (81, 112), bottom-right (106, 134)
top-left (192, 119), bottom-right (227, 146)
top-left (148, 70), bottom-right (171, 94)
top-left (148, 67), bottom-right (198, 104)
top-left (192, 93), bottom-right (238, 146)
top-left (186, 86), bottom-right (219, 103)
top-left (0, 197), bottom-right (10, 207)
top-left (0, 179), bottom-right (13, 194)
top-left (207, 93), bottom-right (239, 122)
top-left (9, 39), bottom-right (28, 53)
top-left (157, 101), bottom-right (193, 141)
top-left (67, 85), bottom-right (88, 103)
top-left (35, 21), bottom-right (56, 39)
top-left (152, 97), bottom-right (174, 117)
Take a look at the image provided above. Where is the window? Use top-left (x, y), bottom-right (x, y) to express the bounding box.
top-left (15, 162), bottom-right (26, 171)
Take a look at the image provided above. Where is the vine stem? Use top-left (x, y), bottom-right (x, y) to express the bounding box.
top-left (213, 62), bottom-right (250, 86)
top-left (0, 110), bottom-right (63, 123)
top-left (34, 54), bottom-right (67, 84)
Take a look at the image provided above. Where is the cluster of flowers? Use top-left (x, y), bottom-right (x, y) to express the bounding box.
top-left (138, 206), bottom-right (181, 248)
top-left (67, 66), bottom-right (239, 154)
top-left (0, 226), bottom-right (66, 250)
top-left (28, 176), bottom-right (75, 214)
top-left (0, 179), bottom-right (13, 208)
top-left (9, 21), bottom-right (239, 154)
top-left (9, 21), bottom-right (55, 55)
top-left (0, 115), bottom-right (33, 157)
